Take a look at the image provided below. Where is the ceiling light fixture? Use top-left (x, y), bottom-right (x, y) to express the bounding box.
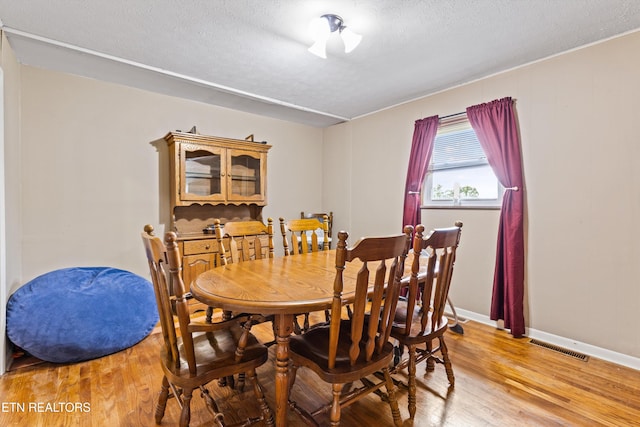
top-left (308, 14), bottom-right (362, 59)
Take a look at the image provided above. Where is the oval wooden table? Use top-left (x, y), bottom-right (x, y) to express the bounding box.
top-left (191, 250), bottom-right (365, 427)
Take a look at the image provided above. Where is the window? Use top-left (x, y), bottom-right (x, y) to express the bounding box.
top-left (423, 116), bottom-right (503, 208)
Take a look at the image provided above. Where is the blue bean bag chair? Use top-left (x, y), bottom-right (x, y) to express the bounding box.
top-left (6, 267), bottom-right (159, 364)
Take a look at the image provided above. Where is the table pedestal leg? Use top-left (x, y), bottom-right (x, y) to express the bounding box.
top-left (274, 313), bottom-right (294, 426)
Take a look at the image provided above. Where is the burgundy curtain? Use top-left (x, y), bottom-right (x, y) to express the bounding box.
top-left (402, 115), bottom-right (439, 229)
top-left (466, 97), bottom-right (525, 337)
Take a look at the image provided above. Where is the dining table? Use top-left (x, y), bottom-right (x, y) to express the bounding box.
top-left (191, 249), bottom-right (367, 426)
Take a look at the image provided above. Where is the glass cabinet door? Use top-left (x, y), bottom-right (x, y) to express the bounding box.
top-left (180, 143), bottom-right (225, 201)
top-left (227, 149), bottom-right (265, 202)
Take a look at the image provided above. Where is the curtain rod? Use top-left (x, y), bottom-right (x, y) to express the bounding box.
top-left (438, 98), bottom-right (517, 121)
top-left (439, 111), bottom-right (466, 121)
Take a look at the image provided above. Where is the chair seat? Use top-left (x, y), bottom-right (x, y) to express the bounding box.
top-left (162, 322), bottom-right (269, 384)
top-left (391, 300), bottom-right (449, 344)
top-left (290, 323), bottom-right (395, 383)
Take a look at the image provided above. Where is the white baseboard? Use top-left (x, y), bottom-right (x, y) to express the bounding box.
top-left (454, 308), bottom-right (640, 371)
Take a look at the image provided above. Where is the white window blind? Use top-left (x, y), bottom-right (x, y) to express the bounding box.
top-left (431, 128), bottom-right (487, 171)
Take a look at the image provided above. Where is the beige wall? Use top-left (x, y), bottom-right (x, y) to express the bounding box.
top-left (18, 67), bottom-right (324, 282)
top-left (1, 33), bottom-right (23, 374)
top-left (324, 31), bottom-right (640, 359)
top-left (4, 29), bottom-right (640, 372)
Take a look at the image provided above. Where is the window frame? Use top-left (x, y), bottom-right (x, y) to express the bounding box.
top-left (422, 115), bottom-right (503, 209)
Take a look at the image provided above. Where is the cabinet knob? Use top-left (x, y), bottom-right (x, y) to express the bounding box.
top-left (205, 244), bottom-right (210, 250)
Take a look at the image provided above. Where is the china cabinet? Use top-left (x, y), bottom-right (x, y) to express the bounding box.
top-left (166, 132), bottom-right (270, 213)
top-left (163, 131), bottom-right (271, 311)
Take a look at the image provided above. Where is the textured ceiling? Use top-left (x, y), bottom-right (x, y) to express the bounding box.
top-left (1, 0), bottom-right (640, 127)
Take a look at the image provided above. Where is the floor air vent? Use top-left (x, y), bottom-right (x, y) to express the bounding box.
top-left (529, 339), bottom-right (589, 361)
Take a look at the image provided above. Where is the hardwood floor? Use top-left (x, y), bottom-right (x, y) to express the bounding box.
top-left (1, 318), bottom-right (639, 426)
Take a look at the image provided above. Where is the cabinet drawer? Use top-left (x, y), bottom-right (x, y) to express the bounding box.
top-left (183, 239), bottom-right (218, 255)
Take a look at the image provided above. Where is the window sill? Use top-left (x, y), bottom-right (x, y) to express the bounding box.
top-left (421, 205), bottom-right (501, 211)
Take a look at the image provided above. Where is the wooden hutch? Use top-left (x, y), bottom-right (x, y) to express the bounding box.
top-left (164, 131), bottom-right (271, 310)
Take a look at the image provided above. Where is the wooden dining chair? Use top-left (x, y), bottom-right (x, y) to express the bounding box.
top-left (212, 218), bottom-right (275, 345)
top-left (280, 216), bottom-right (329, 255)
top-left (390, 221), bottom-right (463, 421)
top-left (301, 211), bottom-right (333, 248)
top-left (215, 218), bottom-right (274, 265)
top-left (280, 216), bottom-right (331, 333)
top-left (202, 218), bottom-right (274, 323)
top-left (141, 225), bottom-right (274, 427)
top-left (287, 227), bottom-right (412, 427)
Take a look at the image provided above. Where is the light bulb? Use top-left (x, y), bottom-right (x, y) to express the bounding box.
top-left (307, 14), bottom-right (362, 57)
top-left (340, 27), bottom-right (362, 53)
top-left (308, 38), bottom-right (327, 58)
top-left (308, 17), bottom-right (331, 41)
